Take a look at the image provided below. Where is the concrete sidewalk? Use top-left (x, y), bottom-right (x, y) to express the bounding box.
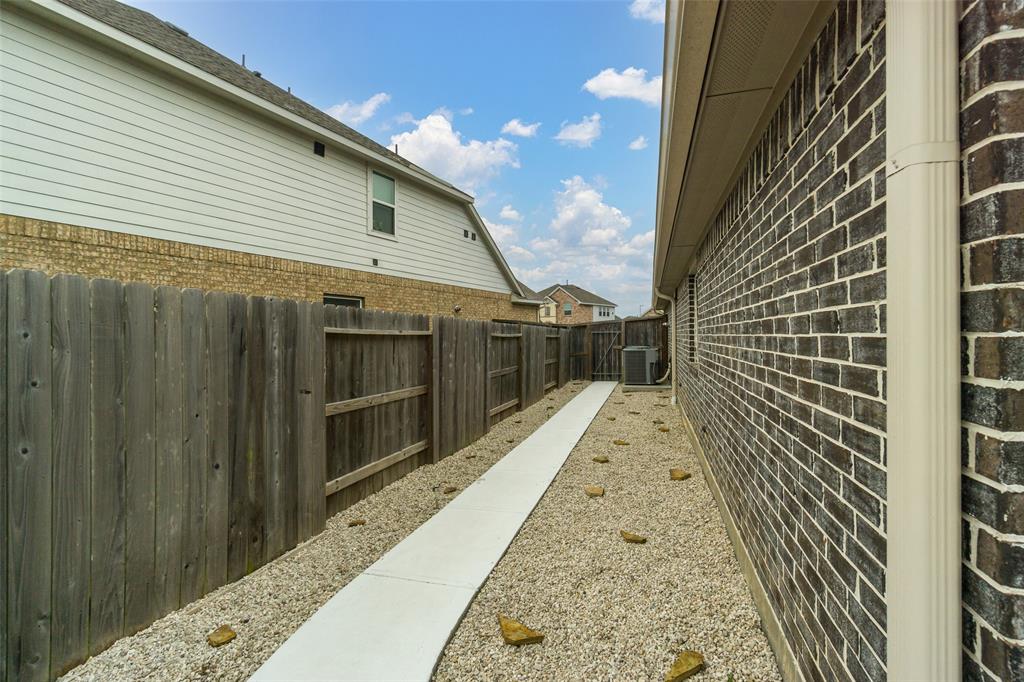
top-left (250, 381), bottom-right (617, 682)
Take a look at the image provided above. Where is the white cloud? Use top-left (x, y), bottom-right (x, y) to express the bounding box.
top-left (326, 92), bottom-right (391, 126)
top-left (554, 113), bottom-right (602, 148)
top-left (515, 177), bottom-right (655, 317)
top-left (583, 67), bottom-right (662, 106)
top-left (499, 204), bottom-right (523, 221)
top-left (629, 0), bottom-right (665, 23)
top-left (628, 135), bottom-right (649, 150)
top-left (507, 245), bottom-right (535, 261)
top-left (501, 118), bottom-right (541, 138)
top-left (483, 218), bottom-right (518, 247)
top-left (390, 114), bottom-right (519, 192)
top-left (459, 107), bottom-right (475, 116)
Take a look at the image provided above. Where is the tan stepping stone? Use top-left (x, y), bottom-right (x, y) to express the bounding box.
top-left (665, 650), bottom-right (705, 681)
top-left (443, 486), bottom-right (458, 494)
top-left (653, 419), bottom-right (664, 424)
top-left (620, 530), bottom-right (647, 544)
top-left (506, 439), bottom-right (516, 443)
top-left (629, 410), bottom-right (641, 415)
top-left (670, 469), bottom-right (692, 481)
top-left (584, 485), bottom-right (605, 497)
top-left (613, 439), bottom-right (629, 446)
top-left (592, 455), bottom-right (610, 463)
top-left (498, 614), bottom-right (544, 646)
top-left (347, 519), bottom-right (367, 527)
top-left (607, 416), bottom-right (616, 421)
top-left (659, 426), bottom-right (671, 432)
top-left (465, 454), bottom-right (476, 459)
top-left (207, 624), bottom-right (236, 647)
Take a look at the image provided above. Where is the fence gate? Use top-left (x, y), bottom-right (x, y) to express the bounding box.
top-left (589, 321), bottom-right (622, 381)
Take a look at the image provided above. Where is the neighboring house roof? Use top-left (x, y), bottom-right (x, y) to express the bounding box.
top-left (537, 284), bottom-right (616, 307)
top-left (26, 0), bottom-right (526, 299)
top-left (513, 280), bottom-right (544, 305)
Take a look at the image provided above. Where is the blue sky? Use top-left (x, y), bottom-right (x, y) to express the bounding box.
top-left (132, 0), bottom-right (666, 316)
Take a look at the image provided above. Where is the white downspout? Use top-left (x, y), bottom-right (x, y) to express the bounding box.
top-left (654, 289), bottom-right (675, 403)
top-left (885, 1), bottom-right (960, 679)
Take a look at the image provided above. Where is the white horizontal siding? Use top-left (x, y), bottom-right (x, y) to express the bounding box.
top-left (0, 8), bottom-right (513, 294)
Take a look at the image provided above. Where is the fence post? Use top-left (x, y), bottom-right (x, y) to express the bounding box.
top-left (619, 319), bottom-right (626, 383)
top-left (429, 317), bottom-right (441, 463)
top-left (484, 324), bottom-right (492, 431)
top-left (518, 323), bottom-right (527, 410)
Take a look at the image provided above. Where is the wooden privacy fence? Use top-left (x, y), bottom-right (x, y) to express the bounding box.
top-left (568, 315), bottom-right (669, 381)
top-left (1, 269), bottom-right (573, 682)
top-left (1, 269), bottom-right (325, 682)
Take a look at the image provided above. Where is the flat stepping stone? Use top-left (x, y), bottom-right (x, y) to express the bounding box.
top-left (498, 614), bottom-right (544, 646)
top-left (658, 426), bottom-right (671, 432)
top-left (607, 416), bottom-right (616, 421)
top-left (629, 411), bottom-right (641, 415)
top-left (670, 469), bottom-right (692, 481)
top-left (443, 486), bottom-right (458, 495)
top-left (620, 530), bottom-right (647, 544)
top-left (347, 519), bottom-right (367, 527)
top-left (207, 624), bottom-right (236, 647)
top-left (613, 439), bottom-right (629, 446)
top-left (665, 650), bottom-right (705, 681)
top-left (584, 485), bottom-right (605, 497)
top-left (592, 455), bottom-right (609, 464)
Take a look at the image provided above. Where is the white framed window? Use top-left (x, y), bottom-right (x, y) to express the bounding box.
top-left (368, 168), bottom-right (397, 237)
top-left (563, 302), bottom-right (572, 316)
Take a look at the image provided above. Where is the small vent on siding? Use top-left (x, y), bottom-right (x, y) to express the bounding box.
top-left (372, 258), bottom-right (379, 266)
top-left (313, 141), bottom-right (325, 157)
top-left (471, 233), bottom-right (477, 241)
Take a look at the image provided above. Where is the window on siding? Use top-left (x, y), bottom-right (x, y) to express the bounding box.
top-left (563, 302), bottom-right (572, 315)
top-left (687, 274), bottom-right (697, 363)
top-left (370, 171), bottom-right (396, 235)
top-left (324, 294), bottom-right (364, 308)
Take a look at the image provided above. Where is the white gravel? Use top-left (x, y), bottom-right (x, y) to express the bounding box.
top-left (61, 382), bottom-right (588, 682)
top-left (434, 386), bottom-right (782, 682)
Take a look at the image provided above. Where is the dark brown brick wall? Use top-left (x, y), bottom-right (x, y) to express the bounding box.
top-left (674, 2), bottom-right (887, 680)
top-left (959, 2), bottom-right (1024, 680)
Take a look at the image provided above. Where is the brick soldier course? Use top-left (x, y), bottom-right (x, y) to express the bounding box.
top-left (0, 215), bottom-right (537, 322)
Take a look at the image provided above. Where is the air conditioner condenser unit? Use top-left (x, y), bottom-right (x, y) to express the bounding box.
top-left (622, 346), bottom-right (660, 385)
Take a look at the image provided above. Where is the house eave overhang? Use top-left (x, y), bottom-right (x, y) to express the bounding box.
top-left (652, 0), bottom-right (836, 305)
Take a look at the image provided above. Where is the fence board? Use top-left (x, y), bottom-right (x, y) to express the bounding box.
top-left (226, 293), bottom-right (249, 583)
top-left (204, 292), bottom-right (230, 593)
top-left (50, 276), bottom-right (91, 674)
top-left (246, 297), bottom-right (267, 572)
top-left (6, 270), bottom-right (53, 681)
top-left (154, 286), bottom-right (183, 616)
top-left (89, 278), bottom-right (126, 654)
top-left (264, 299), bottom-right (284, 563)
top-left (295, 302), bottom-right (325, 538)
top-left (281, 300), bottom-right (299, 551)
top-left (181, 289), bottom-right (208, 604)
top-left (124, 283), bottom-right (157, 633)
top-left (0, 272), bottom-right (6, 682)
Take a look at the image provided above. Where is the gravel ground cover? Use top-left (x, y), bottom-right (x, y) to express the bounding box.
top-left (434, 386), bottom-right (782, 682)
top-left (61, 382), bottom-right (588, 682)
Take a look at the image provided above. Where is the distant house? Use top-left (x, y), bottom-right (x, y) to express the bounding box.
top-left (0, 0), bottom-right (539, 322)
top-left (536, 284), bottom-right (616, 324)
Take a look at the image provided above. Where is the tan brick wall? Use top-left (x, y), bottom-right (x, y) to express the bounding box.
top-left (547, 288), bottom-right (594, 324)
top-left (0, 214), bottom-right (539, 322)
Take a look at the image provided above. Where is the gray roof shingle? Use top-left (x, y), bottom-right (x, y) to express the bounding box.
top-left (536, 284), bottom-right (616, 307)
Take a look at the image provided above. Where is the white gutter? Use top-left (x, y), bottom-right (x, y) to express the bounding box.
top-left (885, 1), bottom-right (960, 679)
top-left (654, 289), bottom-right (675, 404)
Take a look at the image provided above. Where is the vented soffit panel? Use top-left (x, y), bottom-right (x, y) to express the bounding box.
top-left (655, 0), bottom-right (835, 294)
